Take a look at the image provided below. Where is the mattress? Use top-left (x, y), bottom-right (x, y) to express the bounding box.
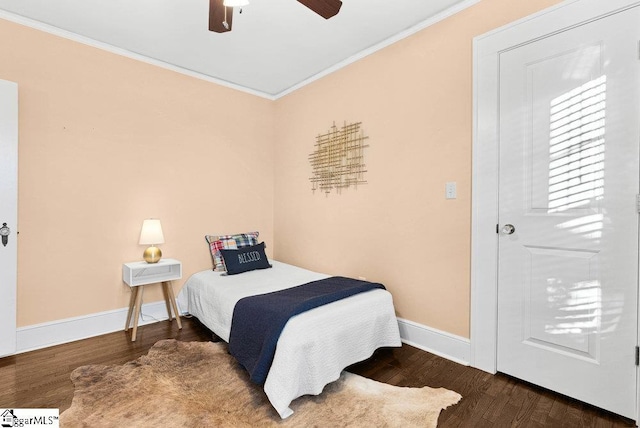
top-left (177, 260), bottom-right (402, 418)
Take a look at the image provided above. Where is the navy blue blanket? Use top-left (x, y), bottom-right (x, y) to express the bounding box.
top-left (228, 276), bottom-right (385, 384)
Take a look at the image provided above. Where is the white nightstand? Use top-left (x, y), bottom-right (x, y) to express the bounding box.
top-left (122, 258), bottom-right (183, 341)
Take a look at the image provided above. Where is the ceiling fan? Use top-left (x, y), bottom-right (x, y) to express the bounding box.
top-left (209, 0), bottom-right (343, 33)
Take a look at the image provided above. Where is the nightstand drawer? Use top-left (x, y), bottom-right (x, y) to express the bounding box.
top-left (122, 258), bottom-right (182, 287)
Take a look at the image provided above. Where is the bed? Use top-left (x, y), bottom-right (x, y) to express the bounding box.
top-left (177, 260), bottom-right (402, 418)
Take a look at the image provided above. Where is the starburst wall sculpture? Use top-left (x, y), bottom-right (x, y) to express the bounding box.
top-left (308, 121), bottom-right (369, 195)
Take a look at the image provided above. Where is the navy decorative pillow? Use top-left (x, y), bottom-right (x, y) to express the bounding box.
top-left (220, 242), bottom-right (272, 275)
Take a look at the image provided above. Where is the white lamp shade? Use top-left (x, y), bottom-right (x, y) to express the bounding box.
top-left (139, 219), bottom-right (165, 245)
top-left (223, 0), bottom-right (249, 6)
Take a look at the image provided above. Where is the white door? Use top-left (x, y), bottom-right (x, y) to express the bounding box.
top-left (497, 7), bottom-right (640, 419)
top-left (0, 79), bottom-right (18, 357)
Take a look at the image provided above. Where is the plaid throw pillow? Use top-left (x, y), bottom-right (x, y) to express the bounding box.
top-left (205, 231), bottom-right (259, 271)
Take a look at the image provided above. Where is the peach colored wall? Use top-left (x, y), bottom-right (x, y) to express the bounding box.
top-left (273, 0), bottom-right (563, 338)
top-left (0, 19), bottom-right (275, 327)
top-left (1, 0), bottom-right (564, 335)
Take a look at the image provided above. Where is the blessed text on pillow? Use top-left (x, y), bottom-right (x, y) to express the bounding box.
top-left (220, 242), bottom-right (271, 275)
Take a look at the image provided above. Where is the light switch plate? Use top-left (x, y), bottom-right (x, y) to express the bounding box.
top-left (445, 182), bottom-right (457, 199)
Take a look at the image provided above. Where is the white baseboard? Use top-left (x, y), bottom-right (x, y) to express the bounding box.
top-left (16, 301), bottom-right (171, 354)
top-left (16, 307), bottom-right (470, 367)
top-left (397, 317), bottom-right (471, 366)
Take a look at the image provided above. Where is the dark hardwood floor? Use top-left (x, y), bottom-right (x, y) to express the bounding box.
top-left (0, 317), bottom-right (635, 427)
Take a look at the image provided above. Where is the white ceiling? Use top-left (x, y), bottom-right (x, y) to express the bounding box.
top-left (0, 0), bottom-right (476, 98)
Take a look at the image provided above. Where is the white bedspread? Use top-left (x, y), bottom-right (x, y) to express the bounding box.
top-left (177, 261), bottom-right (401, 418)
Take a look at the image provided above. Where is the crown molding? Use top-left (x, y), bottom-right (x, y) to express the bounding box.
top-left (0, 0), bottom-right (480, 101)
top-left (0, 11), bottom-right (277, 100)
top-left (274, 0), bottom-right (480, 98)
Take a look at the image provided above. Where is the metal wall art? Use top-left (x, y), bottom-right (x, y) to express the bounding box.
top-left (308, 121), bottom-right (369, 194)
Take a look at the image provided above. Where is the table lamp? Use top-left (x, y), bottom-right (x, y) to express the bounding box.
top-left (139, 218), bottom-right (165, 263)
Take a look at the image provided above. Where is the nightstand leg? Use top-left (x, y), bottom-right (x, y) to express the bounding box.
top-left (131, 285), bottom-right (144, 341)
top-left (161, 283), bottom-right (173, 321)
top-left (163, 281), bottom-right (182, 330)
top-left (125, 287), bottom-right (139, 331)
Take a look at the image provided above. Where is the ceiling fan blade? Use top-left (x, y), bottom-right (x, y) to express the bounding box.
top-left (209, 0), bottom-right (233, 33)
top-left (297, 0), bottom-right (342, 19)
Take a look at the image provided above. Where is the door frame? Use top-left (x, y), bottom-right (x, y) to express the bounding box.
top-left (470, 0), bottom-right (640, 421)
top-left (0, 79), bottom-right (18, 357)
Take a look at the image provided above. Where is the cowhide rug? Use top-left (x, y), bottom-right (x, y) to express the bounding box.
top-left (60, 339), bottom-right (461, 427)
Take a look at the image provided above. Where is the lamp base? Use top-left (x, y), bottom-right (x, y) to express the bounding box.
top-left (143, 246), bottom-right (162, 263)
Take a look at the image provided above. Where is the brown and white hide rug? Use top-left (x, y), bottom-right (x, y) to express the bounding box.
top-left (60, 339), bottom-right (461, 427)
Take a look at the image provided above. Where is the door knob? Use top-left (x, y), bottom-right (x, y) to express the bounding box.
top-left (501, 224), bottom-right (515, 235)
top-left (0, 223), bottom-right (10, 247)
